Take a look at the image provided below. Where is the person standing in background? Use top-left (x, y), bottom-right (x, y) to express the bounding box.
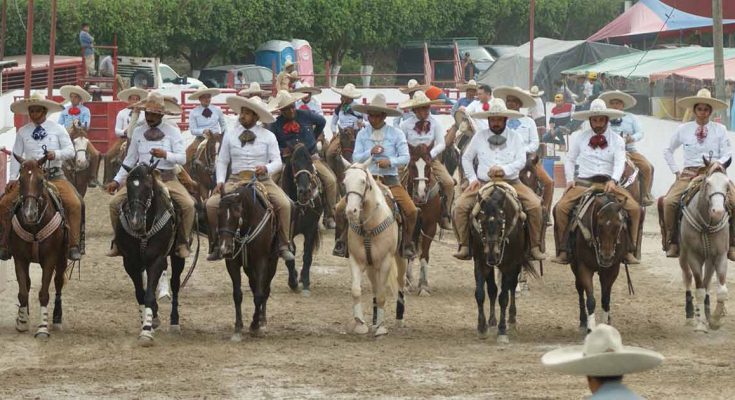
top-left (79, 23), bottom-right (95, 76)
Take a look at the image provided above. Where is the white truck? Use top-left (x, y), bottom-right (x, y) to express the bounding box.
top-left (116, 56), bottom-right (205, 96)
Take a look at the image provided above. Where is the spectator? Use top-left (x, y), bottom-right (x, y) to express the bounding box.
top-left (79, 23), bottom-right (95, 76)
top-left (234, 71), bottom-right (245, 88)
top-left (528, 85), bottom-right (546, 129)
top-left (98, 55), bottom-right (114, 77)
top-left (462, 52), bottom-right (475, 82)
top-left (542, 93), bottom-right (574, 147)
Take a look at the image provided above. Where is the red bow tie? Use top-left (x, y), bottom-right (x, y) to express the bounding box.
top-left (283, 120), bottom-right (301, 134)
top-left (69, 106), bottom-right (81, 116)
top-left (299, 104), bottom-right (310, 111)
top-left (414, 120), bottom-right (430, 134)
top-left (588, 134), bottom-right (608, 150)
top-left (482, 102), bottom-right (489, 111)
top-left (696, 124), bottom-right (708, 143)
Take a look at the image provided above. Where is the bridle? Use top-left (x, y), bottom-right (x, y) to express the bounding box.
top-left (292, 168), bottom-right (321, 207)
top-left (682, 172), bottom-right (730, 259)
top-left (217, 184), bottom-right (273, 263)
top-left (473, 187), bottom-right (519, 267)
top-left (589, 196), bottom-right (626, 267)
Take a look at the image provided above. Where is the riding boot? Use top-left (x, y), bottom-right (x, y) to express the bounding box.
top-left (439, 194), bottom-right (452, 230)
top-left (332, 213), bottom-right (348, 258)
top-left (729, 216), bottom-right (735, 262)
top-left (552, 251), bottom-right (569, 264)
top-left (453, 245), bottom-right (471, 260)
top-left (665, 232), bottom-right (679, 258)
top-left (207, 233), bottom-right (222, 261)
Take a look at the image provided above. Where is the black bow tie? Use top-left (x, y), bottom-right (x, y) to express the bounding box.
top-left (144, 127), bottom-right (165, 141)
top-left (239, 130), bottom-right (256, 147)
top-left (202, 107), bottom-right (212, 118)
top-left (488, 133), bottom-right (507, 146)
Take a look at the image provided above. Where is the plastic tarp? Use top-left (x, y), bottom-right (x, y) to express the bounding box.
top-left (562, 47), bottom-right (735, 80)
top-left (650, 57), bottom-right (735, 82)
top-left (588, 0), bottom-right (735, 42)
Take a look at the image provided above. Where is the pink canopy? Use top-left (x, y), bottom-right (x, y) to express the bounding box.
top-left (650, 58), bottom-right (735, 82)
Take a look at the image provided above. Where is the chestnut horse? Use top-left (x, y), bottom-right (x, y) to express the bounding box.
top-left (63, 120), bottom-right (93, 197)
top-left (185, 131), bottom-right (222, 203)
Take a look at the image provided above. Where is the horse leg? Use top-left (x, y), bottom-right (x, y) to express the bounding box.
top-left (14, 259), bottom-right (30, 332)
top-left (487, 266), bottom-right (498, 328)
top-left (680, 257), bottom-right (695, 324)
top-left (349, 258), bottom-right (368, 334)
top-left (573, 264), bottom-right (588, 333)
top-left (497, 271), bottom-right (511, 344)
top-left (258, 259), bottom-right (278, 332)
top-left (52, 256), bottom-right (66, 330)
top-left (34, 261), bottom-right (54, 339)
top-left (418, 224), bottom-right (434, 296)
top-left (372, 258), bottom-right (392, 337)
top-left (508, 268), bottom-right (519, 329)
top-left (599, 266), bottom-right (620, 326)
top-left (139, 258), bottom-right (165, 346)
top-left (474, 261), bottom-right (488, 338)
top-left (248, 262), bottom-right (267, 336)
top-left (226, 261), bottom-right (244, 342)
top-left (123, 258), bottom-right (145, 326)
top-left (708, 257), bottom-right (728, 330)
top-left (300, 234), bottom-right (316, 296)
top-left (169, 256), bottom-right (185, 333)
top-left (285, 254), bottom-right (299, 293)
top-left (395, 255), bottom-right (407, 327)
top-left (583, 268), bottom-right (597, 333)
top-left (688, 254), bottom-right (708, 333)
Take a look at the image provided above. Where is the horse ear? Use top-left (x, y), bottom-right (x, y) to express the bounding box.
top-left (724, 158), bottom-right (732, 170)
top-left (122, 164), bottom-right (132, 173)
top-left (13, 153), bottom-right (24, 164)
top-left (150, 159), bottom-right (161, 171)
top-left (703, 155), bottom-right (710, 167)
top-left (36, 154), bottom-right (48, 167)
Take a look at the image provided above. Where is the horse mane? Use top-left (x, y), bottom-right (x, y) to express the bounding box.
top-left (291, 142), bottom-right (313, 171)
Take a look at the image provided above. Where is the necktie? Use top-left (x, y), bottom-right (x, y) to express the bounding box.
top-left (488, 133), bottom-right (507, 146)
top-left (414, 120), bottom-right (430, 135)
top-left (695, 124), bottom-right (708, 144)
top-left (589, 134), bottom-right (608, 149)
top-left (482, 102), bottom-right (489, 111)
top-left (202, 107), bottom-right (212, 118)
top-left (144, 127), bottom-right (165, 141)
top-left (283, 120), bottom-right (301, 134)
top-left (69, 106), bottom-right (81, 116)
top-left (32, 125), bottom-right (47, 141)
top-left (239, 129), bottom-right (256, 147)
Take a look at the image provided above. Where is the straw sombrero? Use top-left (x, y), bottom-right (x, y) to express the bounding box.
top-left (284, 60), bottom-right (295, 69)
top-left (239, 82), bottom-right (270, 97)
top-left (331, 83), bottom-right (362, 99)
top-left (10, 92), bottom-right (64, 115)
top-left (572, 99), bottom-right (625, 121)
top-left (226, 95), bottom-right (275, 123)
top-left (457, 79), bottom-right (479, 91)
top-left (60, 85), bottom-right (92, 103)
top-left (398, 91), bottom-right (443, 110)
top-left (492, 86), bottom-right (535, 108)
top-left (598, 90), bottom-right (637, 110)
top-left (269, 90), bottom-right (308, 111)
top-left (399, 79), bottom-right (429, 94)
top-left (187, 88), bottom-right (221, 101)
top-left (129, 92), bottom-right (182, 115)
top-left (677, 88), bottom-right (728, 112)
top-left (293, 82), bottom-right (322, 95)
top-left (542, 324), bottom-right (663, 377)
top-left (117, 88), bottom-right (148, 103)
top-left (453, 108), bottom-right (477, 133)
top-left (470, 98), bottom-right (523, 119)
top-left (353, 94), bottom-right (401, 117)
top-left (529, 85), bottom-right (545, 97)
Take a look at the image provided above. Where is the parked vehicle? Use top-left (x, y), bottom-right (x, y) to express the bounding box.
top-left (198, 64), bottom-right (274, 89)
top-left (116, 56), bottom-right (204, 91)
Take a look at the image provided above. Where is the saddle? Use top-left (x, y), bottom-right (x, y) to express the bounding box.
top-left (230, 171), bottom-right (273, 211)
top-left (474, 181), bottom-right (526, 222)
top-left (374, 177), bottom-right (409, 257)
top-left (567, 190), bottom-right (631, 258)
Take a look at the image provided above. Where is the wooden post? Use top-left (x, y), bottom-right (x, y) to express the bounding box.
top-left (47, 0), bottom-right (56, 98)
top-left (713, 0), bottom-right (727, 126)
top-left (23, 0), bottom-right (33, 98)
top-left (529, 0), bottom-right (535, 89)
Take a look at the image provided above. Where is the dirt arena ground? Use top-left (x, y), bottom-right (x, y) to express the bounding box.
top-left (0, 187), bottom-right (733, 399)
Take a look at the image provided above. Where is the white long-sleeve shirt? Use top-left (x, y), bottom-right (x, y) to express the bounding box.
top-left (565, 127), bottom-right (626, 184)
top-left (189, 104), bottom-right (227, 136)
top-left (295, 98), bottom-right (324, 116)
top-left (399, 115), bottom-right (446, 159)
top-left (10, 120), bottom-right (75, 180)
top-left (215, 124), bottom-right (282, 184)
top-left (507, 116), bottom-right (539, 154)
top-left (114, 108), bottom-right (137, 138)
top-left (330, 101), bottom-right (363, 133)
top-left (663, 121), bottom-right (731, 174)
top-left (114, 121), bottom-right (186, 184)
top-left (465, 99), bottom-right (491, 131)
top-left (462, 128), bottom-right (526, 183)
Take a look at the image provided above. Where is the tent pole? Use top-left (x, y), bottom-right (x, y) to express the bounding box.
top-left (713, 0), bottom-right (728, 127)
top-left (23, 0), bottom-right (33, 98)
top-left (47, 0), bottom-right (56, 98)
top-left (529, 0), bottom-right (535, 89)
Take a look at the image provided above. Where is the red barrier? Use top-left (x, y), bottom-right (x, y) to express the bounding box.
top-left (0, 152), bottom-right (7, 195)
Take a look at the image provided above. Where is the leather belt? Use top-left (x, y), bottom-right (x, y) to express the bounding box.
top-left (230, 170), bottom-right (268, 182)
top-left (575, 175), bottom-right (611, 187)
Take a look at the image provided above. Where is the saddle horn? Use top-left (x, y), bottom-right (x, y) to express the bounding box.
top-left (724, 157), bottom-right (732, 170)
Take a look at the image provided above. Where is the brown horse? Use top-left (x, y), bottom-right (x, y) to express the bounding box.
top-left (63, 120), bottom-right (93, 197)
top-left (185, 131), bottom-right (222, 203)
top-left (10, 154), bottom-right (69, 339)
top-left (402, 144), bottom-right (440, 296)
top-left (326, 126), bottom-right (357, 195)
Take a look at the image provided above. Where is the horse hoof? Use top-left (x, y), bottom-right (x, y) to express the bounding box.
top-left (478, 330), bottom-right (489, 340)
top-left (250, 328), bottom-right (265, 338)
top-left (138, 336), bottom-right (154, 347)
top-left (578, 326), bottom-right (588, 335)
top-left (374, 325), bottom-right (388, 337)
top-left (152, 317), bottom-right (161, 330)
top-left (301, 289), bottom-right (311, 298)
top-left (354, 322), bottom-right (369, 335)
top-left (34, 327), bottom-right (50, 339)
top-left (497, 334), bottom-right (509, 344)
top-left (695, 322), bottom-right (709, 333)
top-left (418, 288), bottom-right (431, 297)
top-left (289, 285), bottom-right (300, 294)
top-left (52, 323), bottom-right (63, 331)
top-left (509, 323), bottom-right (518, 332)
top-left (230, 333), bottom-right (242, 343)
top-left (685, 318), bottom-right (696, 326)
top-left (15, 320), bottom-right (29, 333)
top-left (169, 325), bottom-right (181, 334)
top-left (395, 319), bottom-right (405, 328)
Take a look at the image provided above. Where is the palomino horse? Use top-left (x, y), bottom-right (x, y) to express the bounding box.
top-left (402, 144), bottom-right (440, 296)
top-left (116, 162), bottom-right (186, 346)
top-left (63, 120), bottom-right (93, 197)
top-left (679, 158), bottom-right (731, 332)
top-left (217, 181), bottom-right (278, 341)
top-left (326, 126), bottom-right (357, 195)
top-left (186, 131), bottom-right (222, 203)
top-left (281, 143), bottom-right (323, 296)
top-left (344, 161), bottom-right (408, 337)
top-left (470, 182), bottom-right (537, 343)
top-left (10, 153), bottom-right (69, 338)
top-left (569, 191), bottom-right (631, 333)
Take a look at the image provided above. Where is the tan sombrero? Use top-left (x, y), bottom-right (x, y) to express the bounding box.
top-left (542, 324), bottom-right (663, 377)
top-left (226, 95), bottom-right (275, 123)
top-left (331, 83), bottom-right (362, 99)
top-left (458, 79), bottom-right (479, 91)
top-left (292, 82), bottom-right (322, 95)
top-left (239, 82), bottom-right (270, 97)
top-left (284, 60), bottom-right (295, 69)
top-left (529, 85), bottom-right (545, 97)
top-left (492, 86), bottom-right (535, 108)
top-left (677, 88), bottom-right (728, 112)
top-left (572, 99), bottom-right (625, 121)
top-left (599, 90), bottom-right (637, 110)
top-left (288, 71), bottom-right (300, 81)
top-left (399, 79), bottom-right (429, 94)
top-left (353, 93), bottom-right (401, 117)
top-left (187, 88), bottom-right (221, 101)
top-left (10, 92), bottom-right (64, 115)
top-left (399, 91), bottom-right (443, 110)
top-left (470, 98), bottom-right (523, 119)
top-left (60, 85), bottom-right (92, 103)
top-left (129, 92), bottom-right (182, 115)
top-left (453, 108), bottom-right (478, 133)
top-left (269, 90), bottom-right (308, 111)
top-left (117, 88), bottom-right (148, 103)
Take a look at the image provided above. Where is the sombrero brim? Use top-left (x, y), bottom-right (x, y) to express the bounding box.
top-left (677, 96), bottom-right (728, 112)
top-left (398, 98), bottom-right (444, 109)
top-left (117, 88), bottom-right (148, 103)
top-left (331, 87), bottom-right (362, 99)
top-left (293, 87), bottom-right (322, 95)
top-left (10, 98), bottom-right (64, 115)
top-left (60, 85), bottom-right (92, 103)
top-left (226, 96), bottom-right (275, 123)
top-left (239, 89), bottom-right (271, 97)
top-left (493, 86), bottom-right (535, 108)
top-left (457, 83), bottom-right (479, 91)
top-left (187, 88), bottom-right (221, 100)
top-left (530, 91), bottom-right (545, 97)
top-left (470, 110), bottom-right (524, 119)
top-left (129, 99), bottom-right (182, 115)
top-left (599, 91), bottom-right (637, 110)
top-left (542, 345), bottom-right (663, 377)
top-left (572, 109), bottom-right (625, 121)
top-left (353, 104), bottom-right (401, 117)
top-left (399, 85), bottom-right (429, 94)
top-left (272, 92), bottom-right (308, 111)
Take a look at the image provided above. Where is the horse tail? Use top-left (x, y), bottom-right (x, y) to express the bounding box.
top-left (522, 260), bottom-right (540, 280)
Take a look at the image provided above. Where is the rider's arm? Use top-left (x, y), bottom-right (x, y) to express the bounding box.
top-left (217, 108), bottom-right (227, 135)
top-left (504, 133), bottom-right (527, 177)
top-left (114, 131), bottom-right (140, 184)
top-left (352, 129), bottom-right (371, 163)
top-left (57, 109), bottom-right (67, 127)
top-left (718, 124), bottom-right (732, 165)
top-left (9, 131), bottom-right (25, 180)
top-left (564, 131), bottom-right (581, 185)
top-left (55, 123), bottom-right (75, 161)
top-left (611, 134), bottom-right (626, 183)
top-left (114, 110), bottom-right (127, 137)
top-left (166, 129), bottom-right (187, 165)
top-left (525, 118), bottom-right (539, 153)
top-left (265, 134), bottom-right (283, 175)
top-left (330, 110), bottom-right (338, 134)
top-left (310, 112), bottom-right (326, 139)
top-left (188, 107), bottom-right (204, 136)
top-left (80, 107), bottom-right (91, 129)
top-left (663, 125), bottom-right (683, 174)
top-left (462, 133), bottom-right (480, 183)
top-left (429, 119), bottom-right (445, 159)
top-left (628, 114), bottom-right (643, 143)
top-left (391, 130), bottom-right (410, 168)
top-left (215, 134), bottom-right (230, 184)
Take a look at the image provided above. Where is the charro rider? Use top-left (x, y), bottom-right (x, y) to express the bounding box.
top-left (452, 98), bottom-right (546, 261)
top-left (205, 95), bottom-right (295, 262)
top-left (398, 91), bottom-right (455, 230)
top-left (293, 83), bottom-right (324, 116)
top-left (332, 94), bottom-right (418, 258)
top-left (552, 99), bottom-right (641, 265)
top-left (276, 60), bottom-right (298, 92)
top-left (110, 88), bottom-right (148, 162)
top-left (105, 92), bottom-right (195, 258)
top-left (328, 83), bottom-right (364, 153)
top-left (186, 88), bottom-right (227, 164)
top-left (662, 88), bottom-right (735, 260)
top-left (270, 90), bottom-right (338, 229)
top-left (239, 82), bottom-right (271, 99)
top-left (393, 79), bottom-right (427, 127)
top-left (58, 84), bottom-right (101, 187)
top-left (0, 93), bottom-right (83, 261)
top-left (598, 90), bottom-right (655, 206)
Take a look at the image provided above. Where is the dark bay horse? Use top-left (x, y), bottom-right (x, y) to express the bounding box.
top-left (116, 162), bottom-right (186, 346)
top-left (326, 126), bottom-right (357, 195)
top-left (63, 120), bottom-right (93, 197)
top-left (10, 154), bottom-right (69, 338)
top-left (402, 144), bottom-right (440, 296)
top-left (217, 182), bottom-right (278, 341)
top-left (470, 183), bottom-right (537, 344)
top-left (281, 143), bottom-right (322, 296)
top-left (186, 131), bottom-right (222, 203)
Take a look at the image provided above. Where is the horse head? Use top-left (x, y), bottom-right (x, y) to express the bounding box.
top-left (473, 187), bottom-right (516, 267)
top-left (123, 161), bottom-right (160, 233)
top-left (15, 153), bottom-right (49, 224)
top-left (217, 185), bottom-right (248, 258)
top-left (408, 144), bottom-right (433, 204)
top-left (338, 126), bottom-right (357, 162)
top-left (591, 194), bottom-right (627, 267)
top-left (290, 143), bottom-right (318, 206)
top-left (72, 135), bottom-right (90, 170)
top-left (700, 157), bottom-right (731, 222)
top-left (344, 160), bottom-right (374, 224)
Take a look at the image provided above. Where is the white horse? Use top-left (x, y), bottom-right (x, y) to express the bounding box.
top-left (680, 158), bottom-right (731, 332)
top-left (344, 160), bottom-right (407, 337)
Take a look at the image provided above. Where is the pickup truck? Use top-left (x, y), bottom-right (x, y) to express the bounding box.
top-left (116, 56), bottom-right (205, 95)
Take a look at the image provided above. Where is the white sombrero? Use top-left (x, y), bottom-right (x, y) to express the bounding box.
top-left (598, 90), bottom-right (637, 110)
top-left (677, 88), bottom-right (728, 112)
top-left (353, 93), bottom-right (401, 117)
top-left (398, 91), bottom-right (443, 109)
top-left (492, 86), bottom-right (535, 108)
top-left (457, 79), bottom-right (479, 91)
top-left (269, 90), bottom-right (308, 111)
top-left (529, 85), bottom-right (545, 97)
top-left (469, 98), bottom-right (523, 119)
top-left (572, 99), bottom-right (625, 121)
top-left (129, 92), bottom-right (182, 115)
top-left (284, 60), bottom-right (295, 69)
top-left (542, 324), bottom-right (663, 377)
top-left (453, 108), bottom-right (478, 133)
top-left (399, 79), bottom-right (429, 94)
top-left (331, 83), bottom-right (362, 99)
top-left (239, 82), bottom-right (270, 97)
top-left (187, 88), bottom-right (221, 101)
top-left (117, 88), bottom-right (148, 103)
top-left (60, 85), bottom-right (92, 103)
top-left (292, 82), bottom-right (322, 95)
top-left (226, 95), bottom-right (275, 123)
top-left (10, 92), bottom-right (64, 115)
